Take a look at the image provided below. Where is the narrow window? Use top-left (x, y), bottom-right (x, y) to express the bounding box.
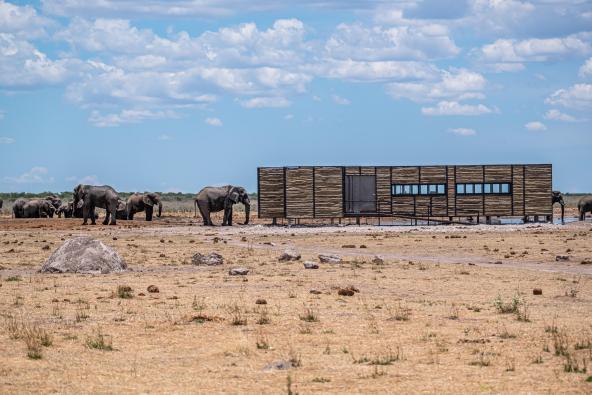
top-left (403, 185), bottom-right (411, 195)
top-left (475, 183), bottom-right (483, 194)
top-left (428, 184), bottom-right (437, 194)
top-left (466, 184), bottom-right (474, 194)
top-left (501, 183), bottom-right (510, 193)
top-left (457, 184), bottom-right (465, 194)
top-left (420, 185), bottom-right (428, 195)
top-left (437, 184), bottom-right (445, 194)
top-left (411, 184), bottom-right (419, 195)
top-left (492, 183), bottom-right (500, 193)
top-left (484, 183), bottom-right (491, 194)
top-left (393, 185), bottom-right (400, 195)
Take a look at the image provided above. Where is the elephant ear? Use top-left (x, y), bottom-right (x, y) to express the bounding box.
top-left (142, 194), bottom-right (154, 206)
top-left (117, 200), bottom-right (126, 211)
top-left (228, 190), bottom-right (239, 204)
top-left (76, 200), bottom-right (84, 209)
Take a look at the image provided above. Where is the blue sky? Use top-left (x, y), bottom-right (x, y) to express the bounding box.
top-left (0, 0), bottom-right (591, 193)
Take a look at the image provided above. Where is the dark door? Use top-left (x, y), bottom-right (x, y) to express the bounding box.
top-left (345, 175), bottom-right (376, 214)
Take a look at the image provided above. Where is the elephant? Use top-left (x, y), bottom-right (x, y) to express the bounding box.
top-left (126, 192), bottom-right (162, 221)
top-left (57, 202), bottom-right (73, 218)
top-left (22, 199), bottom-right (55, 218)
top-left (578, 196), bottom-right (592, 221)
top-left (73, 184), bottom-right (120, 225)
top-left (552, 191), bottom-right (565, 224)
top-left (12, 198), bottom-right (27, 218)
top-left (116, 199), bottom-right (128, 220)
top-left (194, 185), bottom-right (250, 226)
top-left (45, 195), bottom-right (62, 211)
top-left (0, 198), bottom-right (3, 209)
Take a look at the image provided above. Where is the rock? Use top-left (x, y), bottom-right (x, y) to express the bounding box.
top-left (555, 255), bottom-right (570, 262)
top-left (147, 285), bottom-right (159, 293)
top-left (341, 244), bottom-right (356, 248)
top-left (263, 360), bottom-right (291, 371)
top-left (533, 288), bottom-right (543, 295)
top-left (319, 254), bottom-right (341, 263)
top-left (229, 267), bottom-right (249, 276)
top-left (192, 252), bottom-right (224, 266)
top-left (279, 249), bottom-right (301, 262)
top-left (310, 289), bottom-right (322, 295)
top-left (372, 255), bottom-right (384, 265)
top-left (255, 298), bottom-right (267, 305)
top-left (494, 261), bottom-right (503, 265)
top-left (338, 288), bottom-right (355, 296)
top-left (39, 237), bottom-right (127, 274)
top-left (303, 261), bottom-right (319, 269)
top-left (581, 259), bottom-right (592, 265)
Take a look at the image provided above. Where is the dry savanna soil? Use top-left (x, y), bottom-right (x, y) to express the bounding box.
top-left (1, 211), bottom-right (592, 394)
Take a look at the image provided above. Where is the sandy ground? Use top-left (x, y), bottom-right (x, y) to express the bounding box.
top-left (0, 212), bottom-right (591, 394)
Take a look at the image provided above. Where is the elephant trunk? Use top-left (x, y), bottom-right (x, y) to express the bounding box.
top-left (244, 201), bottom-right (250, 225)
top-left (157, 201), bottom-right (162, 217)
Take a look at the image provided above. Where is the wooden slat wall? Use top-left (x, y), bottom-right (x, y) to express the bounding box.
top-left (456, 196), bottom-right (483, 216)
top-left (345, 167), bottom-right (360, 175)
top-left (286, 168), bottom-right (314, 218)
top-left (391, 167), bottom-right (419, 183)
top-left (525, 164), bottom-right (552, 215)
top-left (416, 196), bottom-right (447, 216)
top-left (484, 165), bottom-right (512, 216)
top-left (314, 167), bottom-right (343, 218)
top-left (512, 165), bottom-right (525, 216)
top-left (392, 196), bottom-right (415, 215)
top-left (447, 166), bottom-right (456, 217)
top-left (360, 167), bottom-right (375, 176)
top-left (376, 167), bottom-right (391, 214)
top-left (420, 166), bottom-right (447, 183)
top-left (258, 167), bottom-right (285, 218)
top-left (455, 166), bottom-right (483, 183)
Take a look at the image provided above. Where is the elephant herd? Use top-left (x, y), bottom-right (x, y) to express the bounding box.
top-left (7, 184), bottom-right (250, 226)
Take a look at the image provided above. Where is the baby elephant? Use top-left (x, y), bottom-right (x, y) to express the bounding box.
top-left (578, 196), bottom-right (592, 221)
top-left (126, 193), bottom-right (162, 221)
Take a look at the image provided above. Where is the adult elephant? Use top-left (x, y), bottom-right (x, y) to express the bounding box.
top-left (45, 195), bottom-right (62, 211)
top-left (73, 184), bottom-right (120, 225)
top-left (57, 201), bottom-right (73, 218)
top-left (126, 193), bottom-right (162, 221)
top-left (552, 191), bottom-right (565, 224)
top-left (12, 198), bottom-right (27, 218)
top-left (578, 196), bottom-right (592, 221)
top-left (116, 199), bottom-right (128, 220)
top-left (194, 185), bottom-right (250, 226)
top-left (22, 199), bottom-right (55, 218)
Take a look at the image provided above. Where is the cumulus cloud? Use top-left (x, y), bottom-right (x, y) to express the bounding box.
top-left (331, 94), bottom-right (350, 105)
top-left (524, 121), bottom-right (547, 131)
top-left (0, 1), bottom-right (53, 39)
top-left (545, 83), bottom-right (592, 110)
top-left (2, 166), bottom-right (54, 184)
top-left (0, 136), bottom-right (15, 144)
top-left (544, 109), bottom-right (580, 122)
top-left (78, 175), bottom-right (100, 185)
top-left (89, 109), bottom-right (178, 127)
top-left (387, 68), bottom-right (486, 103)
top-left (580, 57), bottom-right (592, 78)
top-left (240, 96), bottom-right (291, 108)
top-left (205, 117), bottom-right (223, 126)
top-left (421, 101), bottom-right (494, 116)
top-left (448, 127), bottom-right (476, 136)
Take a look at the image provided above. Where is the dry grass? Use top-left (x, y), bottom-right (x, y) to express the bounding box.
top-left (0, 216), bottom-right (591, 392)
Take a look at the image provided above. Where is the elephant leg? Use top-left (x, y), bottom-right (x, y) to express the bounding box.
top-left (197, 202), bottom-right (212, 226)
top-left (108, 201), bottom-right (117, 225)
top-left (223, 207), bottom-right (233, 226)
top-left (102, 207), bottom-right (110, 225)
top-left (145, 206), bottom-right (153, 221)
top-left (128, 210), bottom-right (135, 220)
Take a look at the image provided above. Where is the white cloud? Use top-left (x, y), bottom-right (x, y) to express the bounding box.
top-left (205, 117), bottom-right (222, 126)
top-left (448, 127), bottom-right (476, 136)
top-left (158, 134), bottom-right (172, 140)
top-left (0, 1), bottom-right (53, 39)
top-left (316, 59), bottom-right (437, 82)
top-left (78, 175), bottom-right (100, 185)
top-left (580, 57), bottom-right (592, 78)
top-left (421, 101), bottom-right (495, 116)
top-left (545, 83), bottom-right (592, 110)
top-left (240, 96), bottom-right (291, 108)
top-left (544, 109), bottom-right (580, 122)
top-left (325, 22), bottom-right (460, 62)
top-left (3, 166), bottom-right (54, 184)
top-left (89, 109), bottom-right (178, 127)
top-left (331, 94), bottom-right (351, 105)
top-left (284, 113), bottom-right (294, 120)
top-left (524, 121), bottom-right (547, 131)
top-left (0, 136), bottom-right (15, 144)
top-left (476, 33), bottom-right (592, 69)
top-left (387, 68), bottom-right (486, 103)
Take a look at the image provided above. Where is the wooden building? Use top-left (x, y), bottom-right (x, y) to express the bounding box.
top-left (257, 164), bottom-right (553, 223)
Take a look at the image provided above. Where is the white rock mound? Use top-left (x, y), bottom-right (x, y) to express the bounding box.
top-left (40, 237), bottom-right (127, 274)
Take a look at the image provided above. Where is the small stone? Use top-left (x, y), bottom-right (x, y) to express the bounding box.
top-left (147, 285), bottom-right (159, 293)
top-left (359, 245), bottom-right (367, 249)
top-left (279, 249), bottom-right (301, 262)
top-left (192, 252), bottom-right (224, 266)
top-left (303, 261), bottom-right (319, 269)
top-left (533, 288), bottom-right (543, 295)
top-left (581, 259), bottom-right (592, 265)
top-left (255, 298), bottom-right (267, 305)
top-left (310, 289), bottom-right (322, 295)
top-left (160, 239), bottom-right (165, 243)
top-left (229, 267), bottom-right (249, 276)
top-left (263, 360), bottom-right (291, 371)
top-left (319, 254), bottom-right (341, 263)
top-left (494, 261), bottom-right (503, 265)
top-left (338, 288), bottom-right (355, 296)
top-left (159, 253), bottom-right (166, 258)
top-left (112, 237), bottom-right (117, 240)
top-left (372, 255), bottom-right (384, 265)
top-left (264, 241), bottom-right (276, 246)
top-left (341, 244), bottom-right (356, 248)
top-left (555, 255), bottom-right (570, 262)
